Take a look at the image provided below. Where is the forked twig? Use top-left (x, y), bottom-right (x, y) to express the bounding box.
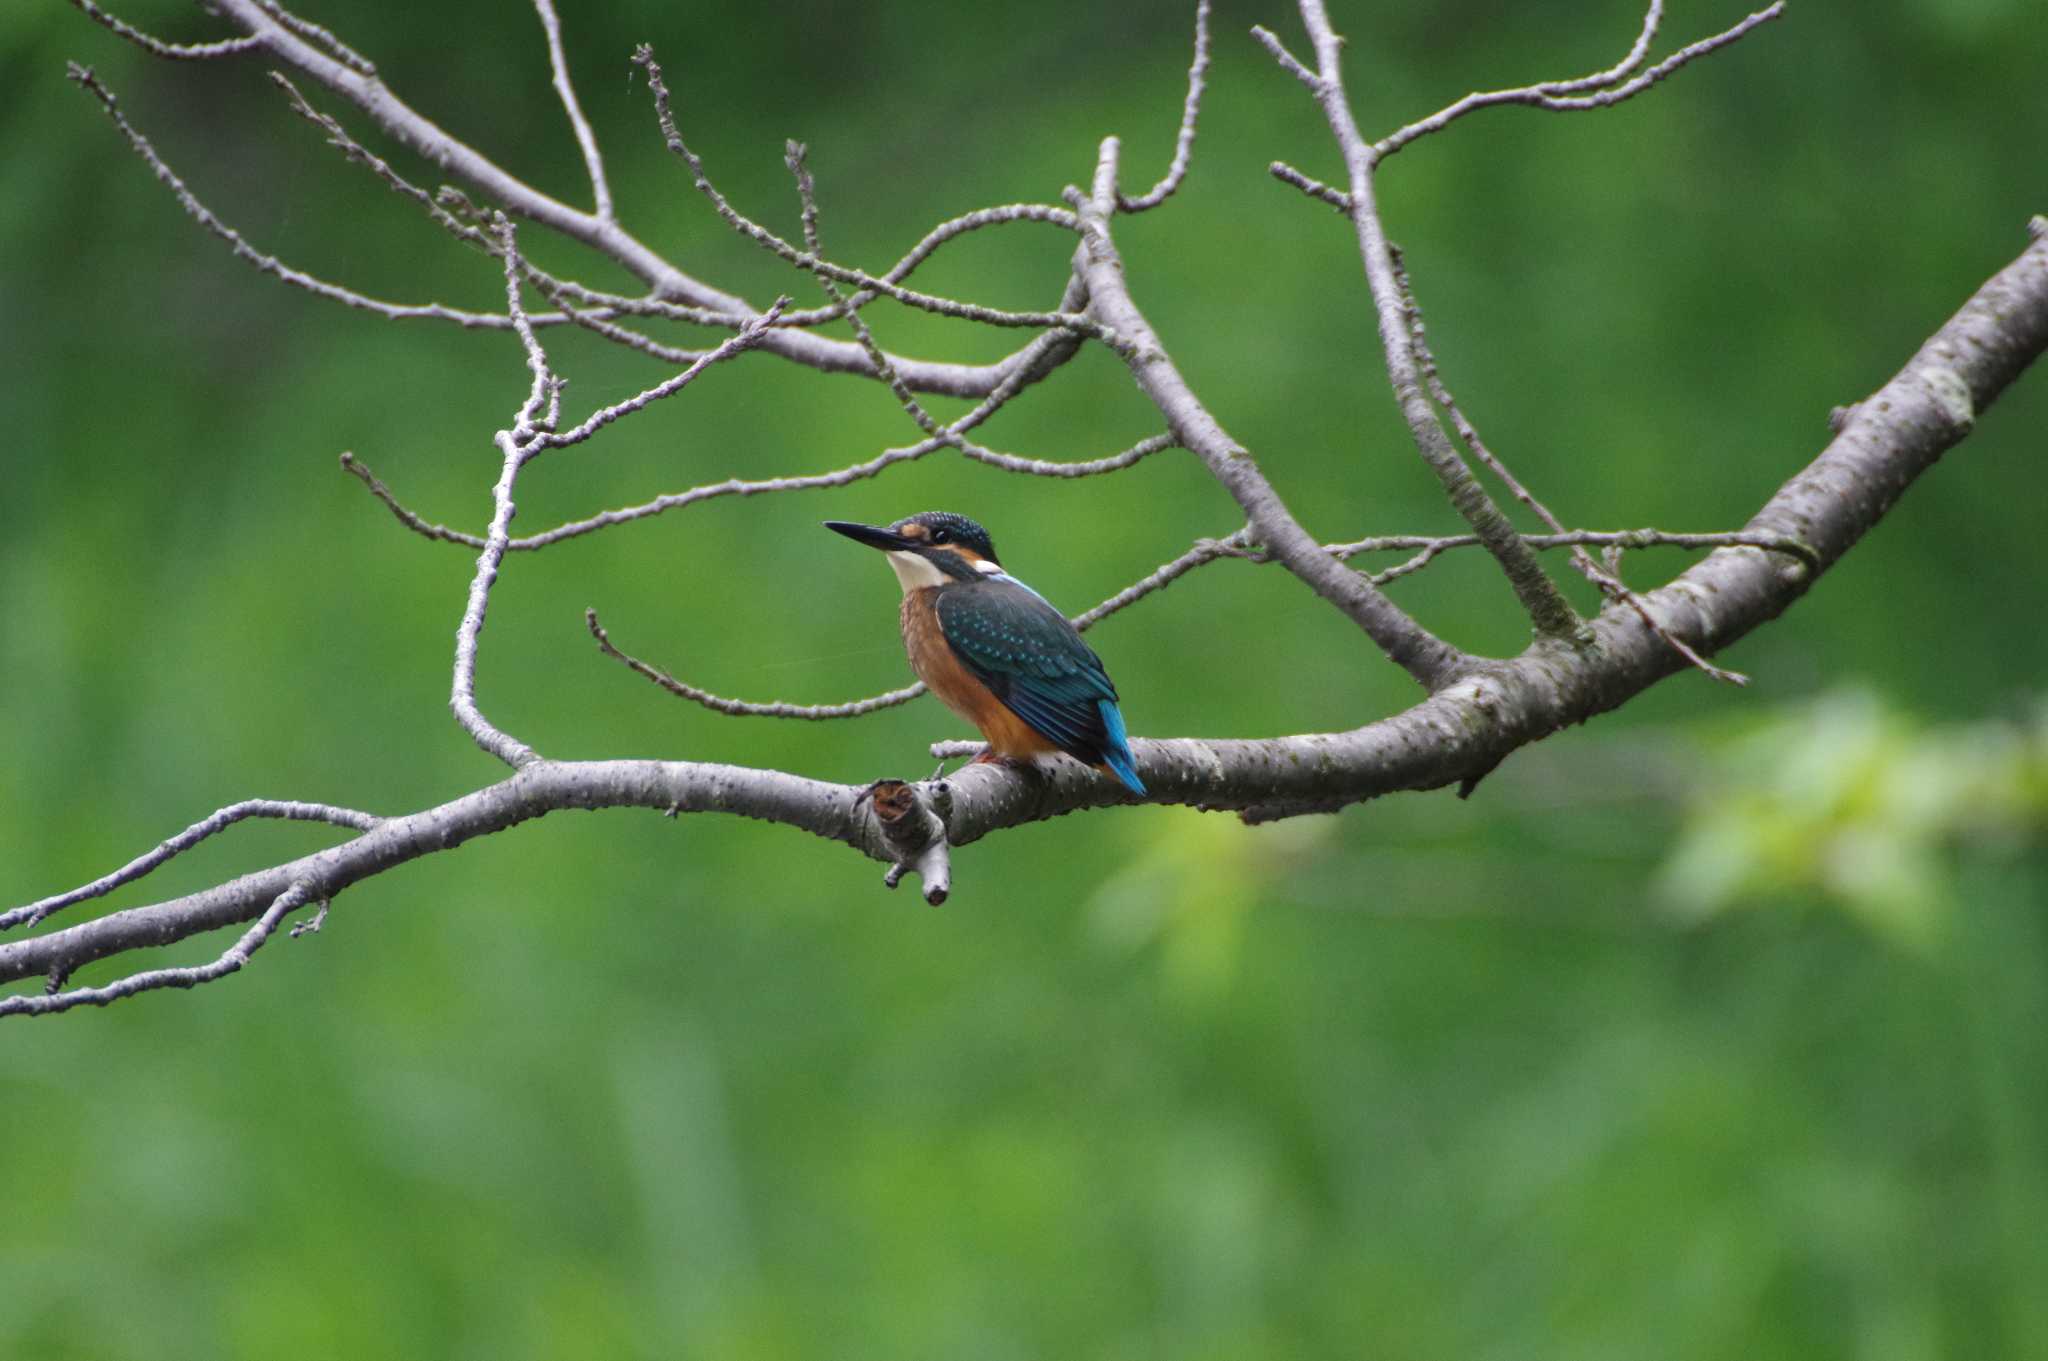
top-left (1374, 2), bottom-right (1787, 161)
top-left (633, 46), bottom-right (1123, 347)
top-left (1259, 4), bottom-right (1588, 644)
top-left (1393, 249), bottom-right (1751, 683)
top-left (0, 800), bottom-right (377, 933)
top-left (69, 64), bottom-right (532, 329)
top-left (2, 883), bottom-right (316, 1018)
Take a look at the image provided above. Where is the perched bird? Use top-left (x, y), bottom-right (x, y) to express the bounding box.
top-left (825, 512), bottom-right (1146, 795)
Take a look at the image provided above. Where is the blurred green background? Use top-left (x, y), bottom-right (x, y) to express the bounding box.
top-left (4, 0), bottom-right (2046, 1356)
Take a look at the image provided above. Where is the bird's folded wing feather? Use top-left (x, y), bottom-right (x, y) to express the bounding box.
top-left (936, 581), bottom-right (1117, 759)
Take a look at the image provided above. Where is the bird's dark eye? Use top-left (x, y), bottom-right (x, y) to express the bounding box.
top-left (930, 527), bottom-right (951, 544)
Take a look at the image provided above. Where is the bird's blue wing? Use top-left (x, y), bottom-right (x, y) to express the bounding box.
top-left (936, 579), bottom-right (1143, 793)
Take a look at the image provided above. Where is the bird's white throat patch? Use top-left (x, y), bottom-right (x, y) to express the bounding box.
top-left (885, 550), bottom-right (950, 593)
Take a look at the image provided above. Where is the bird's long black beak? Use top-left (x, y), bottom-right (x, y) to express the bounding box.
top-left (824, 520), bottom-right (914, 552)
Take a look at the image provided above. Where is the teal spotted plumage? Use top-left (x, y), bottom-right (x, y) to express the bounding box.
top-left (936, 576), bottom-right (1144, 794)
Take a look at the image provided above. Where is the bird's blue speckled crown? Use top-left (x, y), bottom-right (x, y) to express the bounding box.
top-left (895, 511), bottom-right (999, 565)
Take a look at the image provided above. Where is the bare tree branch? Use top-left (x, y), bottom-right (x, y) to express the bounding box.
top-left (20, 2), bottom-right (2044, 1016)
top-left (194, 0), bottom-right (1070, 396)
top-left (13, 221), bottom-right (2040, 1003)
top-left (1268, 159), bottom-right (1349, 211)
top-left (0, 800), bottom-right (377, 933)
top-left (69, 0), bottom-right (261, 60)
top-left (447, 222), bottom-right (785, 768)
top-left (634, 48), bottom-right (1122, 347)
top-left (1375, 2), bottom-right (1788, 161)
top-left (1320, 530), bottom-right (1818, 567)
top-left (69, 64), bottom-right (538, 329)
top-left (1265, 0), bottom-right (1587, 643)
top-left (2, 884), bottom-right (316, 1018)
top-left (1070, 137), bottom-right (1477, 691)
top-left (531, 0), bottom-right (612, 221)
top-left (1117, 0), bottom-right (1212, 212)
top-left (7, 222), bottom-right (2044, 1006)
top-left (588, 610), bottom-right (928, 719)
top-left (1391, 247), bottom-right (1750, 684)
top-left (1249, 24), bottom-right (1319, 93)
top-left (338, 299), bottom-right (1137, 555)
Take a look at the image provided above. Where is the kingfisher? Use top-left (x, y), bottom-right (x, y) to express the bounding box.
top-left (825, 512), bottom-right (1146, 795)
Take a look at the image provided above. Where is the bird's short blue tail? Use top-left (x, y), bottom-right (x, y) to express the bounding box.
top-left (1097, 699), bottom-right (1146, 796)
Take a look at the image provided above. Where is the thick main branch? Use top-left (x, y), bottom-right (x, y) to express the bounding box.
top-left (12, 230), bottom-right (2039, 998)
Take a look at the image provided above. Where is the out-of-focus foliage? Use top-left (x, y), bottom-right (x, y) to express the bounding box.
top-left (3, 0), bottom-right (2045, 1357)
top-left (1661, 691), bottom-right (2048, 948)
top-left (1091, 813), bottom-right (1336, 1002)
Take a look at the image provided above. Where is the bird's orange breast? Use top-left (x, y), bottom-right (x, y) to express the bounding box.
top-left (901, 588), bottom-right (1057, 758)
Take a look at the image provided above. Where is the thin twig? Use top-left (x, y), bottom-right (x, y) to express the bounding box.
top-left (274, 75), bottom-right (728, 363)
top-left (538, 298), bottom-right (791, 450)
top-left (1249, 24), bottom-right (1320, 92)
top-left (1269, 160), bottom-right (1350, 211)
top-left (448, 220), bottom-right (789, 764)
top-left (531, 0), bottom-right (612, 220)
top-left (1267, 4), bottom-right (1587, 642)
top-left (961, 433), bottom-right (1178, 478)
top-left (1118, 0), bottom-right (1212, 212)
top-left (1549, 0), bottom-right (1665, 94)
top-left (1395, 249), bottom-right (1750, 683)
top-left (783, 142), bottom-right (934, 436)
top-left (633, 47), bottom-right (1117, 346)
top-left (1320, 529), bottom-right (1818, 567)
top-left (343, 323), bottom-right (1094, 553)
top-left (1369, 541), bottom-right (1458, 586)
top-left (775, 204), bottom-right (1083, 328)
top-left (339, 453), bottom-right (481, 546)
top-left (69, 0), bottom-right (262, 59)
top-left (588, 611), bottom-right (927, 718)
top-left (785, 143), bottom-right (1177, 482)
top-left (68, 64), bottom-right (530, 329)
top-left (1374, 2), bottom-right (1786, 161)
top-left (1, 883), bottom-right (313, 1018)
top-left (0, 800), bottom-right (377, 933)
top-left (1070, 531), bottom-right (1248, 628)
top-left (272, 75), bottom-right (491, 252)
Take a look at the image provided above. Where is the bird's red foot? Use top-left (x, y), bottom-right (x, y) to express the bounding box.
top-left (968, 750), bottom-right (1046, 782)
